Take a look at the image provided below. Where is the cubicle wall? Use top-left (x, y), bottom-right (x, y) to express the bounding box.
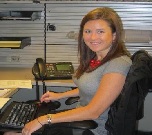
top-left (45, 1), bottom-right (152, 69)
top-left (0, 2), bottom-right (45, 67)
top-left (0, 1), bottom-right (152, 69)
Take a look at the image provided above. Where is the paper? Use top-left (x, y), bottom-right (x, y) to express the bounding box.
top-left (0, 98), bottom-right (10, 109)
top-left (0, 89), bottom-right (11, 97)
top-left (0, 80), bottom-right (32, 89)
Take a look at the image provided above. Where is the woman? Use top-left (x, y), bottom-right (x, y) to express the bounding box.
top-left (4, 7), bottom-right (132, 135)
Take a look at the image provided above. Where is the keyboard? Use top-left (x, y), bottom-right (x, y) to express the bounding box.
top-left (0, 101), bottom-right (60, 130)
top-left (0, 102), bottom-right (37, 128)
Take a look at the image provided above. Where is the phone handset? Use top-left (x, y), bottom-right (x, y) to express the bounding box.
top-left (32, 58), bottom-right (47, 94)
top-left (32, 58), bottom-right (47, 80)
top-left (36, 58), bottom-right (47, 80)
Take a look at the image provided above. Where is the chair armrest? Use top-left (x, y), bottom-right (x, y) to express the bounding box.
top-left (50, 120), bottom-right (98, 130)
top-left (65, 96), bottom-right (80, 105)
top-left (48, 97), bottom-right (98, 130)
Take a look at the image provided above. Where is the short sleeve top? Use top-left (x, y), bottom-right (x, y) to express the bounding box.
top-left (73, 55), bottom-right (132, 107)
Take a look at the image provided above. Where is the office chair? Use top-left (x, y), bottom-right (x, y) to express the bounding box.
top-left (105, 50), bottom-right (152, 135)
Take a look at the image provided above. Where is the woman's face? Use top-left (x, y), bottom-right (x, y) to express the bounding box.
top-left (83, 19), bottom-right (116, 59)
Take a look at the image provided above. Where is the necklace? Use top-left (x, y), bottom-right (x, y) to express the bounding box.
top-left (89, 59), bottom-right (101, 68)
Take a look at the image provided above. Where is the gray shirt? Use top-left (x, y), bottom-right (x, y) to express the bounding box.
top-left (73, 56), bottom-right (132, 135)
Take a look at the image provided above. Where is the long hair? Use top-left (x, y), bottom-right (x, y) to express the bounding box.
top-left (75, 7), bottom-right (130, 79)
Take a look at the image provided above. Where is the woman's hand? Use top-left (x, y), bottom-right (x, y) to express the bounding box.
top-left (40, 91), bottom-right (62, 103)
top-left (22, 118), bottom-right (42, 135)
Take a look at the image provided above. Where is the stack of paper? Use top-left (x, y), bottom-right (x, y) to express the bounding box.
top-left (0, 89), bottom-right (11, 97)
top-left (0, 98), bottom-right (10, 109)
top-left (0, 80), bottom-right (32, 89)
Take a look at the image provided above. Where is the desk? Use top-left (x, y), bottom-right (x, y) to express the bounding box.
top-left (0, 67), bottom-right (33, 80)
top-left (0, 67), bottom-right (76, 110)
top-left (0, 67), bottom-right (77, 118)
top-left (0, 67), bottom-right (76, 87)
top-left (37, 79), bottom-right (76, 87)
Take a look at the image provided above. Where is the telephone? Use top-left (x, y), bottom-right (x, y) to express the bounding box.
top-left (32, 58), bottom-right (74, 80)
top-left (32, 58), bottom-right (47, 80)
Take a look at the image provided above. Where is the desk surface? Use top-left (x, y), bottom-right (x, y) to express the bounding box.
top-left (0, 67), bottom-right (33, 80)
top-left (0, 67), bottom-right (76, 87)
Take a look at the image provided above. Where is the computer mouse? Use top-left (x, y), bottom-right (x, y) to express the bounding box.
top-left (40, 101), bottom-right (61, 110)
top-left (47, 101), bottom-right (61, 110)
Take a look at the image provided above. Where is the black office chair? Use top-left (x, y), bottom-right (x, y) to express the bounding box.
top-left (105, 50), bottom-right (152, 135)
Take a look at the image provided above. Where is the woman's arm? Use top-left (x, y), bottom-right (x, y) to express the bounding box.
top-left (40, 88), bottom-right (79, 102)
top-left (49, 73), bottom-right (126, 123)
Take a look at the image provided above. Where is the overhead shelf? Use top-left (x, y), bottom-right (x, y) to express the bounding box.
top-left (0, 37), bottom-right (31, 49)
top-left (0, 11), bottom-right (41, 21)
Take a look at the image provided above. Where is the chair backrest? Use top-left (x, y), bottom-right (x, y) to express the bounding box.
top-left (105, 50), bottom-right (152, 135)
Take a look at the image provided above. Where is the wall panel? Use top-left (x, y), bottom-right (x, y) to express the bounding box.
top-left (45, 1), bottom-right (152, 68)
top-left (0, 2), bottom-right (44, 67)
top-left (0, 1), bottom-right (152, 69)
